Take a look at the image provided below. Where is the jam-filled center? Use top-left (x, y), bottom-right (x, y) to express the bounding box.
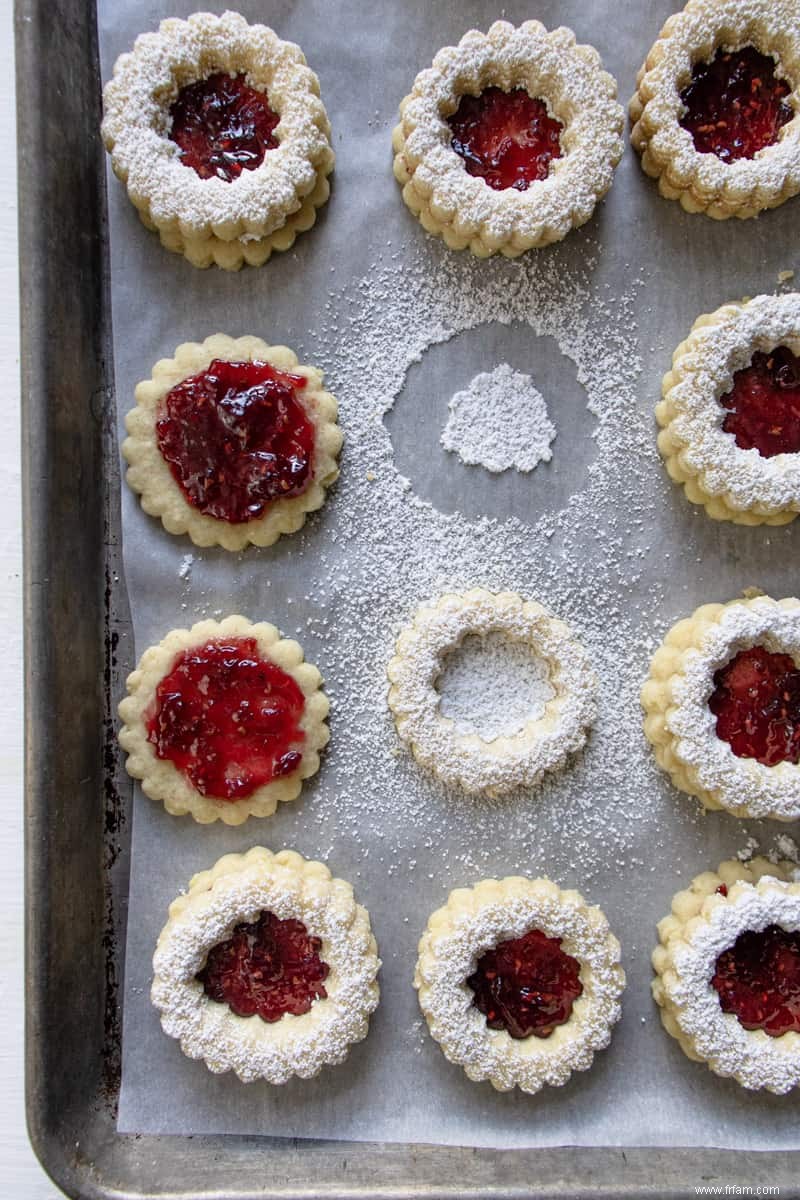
top-left (679, 46), bottom-right (792, 162)
top-left (156, 359), bottom-right (315, 525)
top-left (145, 636), bottom-right (306, 801)
top-left (169, 72), bottom-right (280, 181)
top-left (197, 910), bottom-right (329, 1022)
top-left (466, 927), bottom-right (583, 1039)
top-left (447, 87), bottom-right (563, 191)
top-left (709, 645), bottom-right (800, 767)
top-left (712, 923), bottom-right (800, 1036)
top-left (719, 346), bottom-right (800, 457)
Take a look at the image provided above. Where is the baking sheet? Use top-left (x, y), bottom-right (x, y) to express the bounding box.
top-left (99, 0), bottom-right (800, 1149)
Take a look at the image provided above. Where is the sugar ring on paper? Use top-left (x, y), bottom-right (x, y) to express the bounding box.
top-left (123, 334), bottom-right (342, 551)
top-left (152, 847), bottom-right (381, 1083)
top-left (101, 11), bottom-right (334, 269)
top-left (414, 875), bottom-right (625, 1093)
top-left (629, 0), bottom-right (800, 220)
top-left (392, 20), bottom-right (624, 257)
top-left (118, 615), bottom-right (330, 825)
top-left (386, 589), bottom-right (597, 797)
top-left (657, 294), bottom-right (800, 526)
top-left (652, 857), bottom-right (800, 1093)
top-left (641, 594), bottom-right (800, 822)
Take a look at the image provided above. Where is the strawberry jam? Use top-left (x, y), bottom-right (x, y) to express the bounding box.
top-left (156, 359), bottom-right (315, 525)
top-left (169, 72), bottom-right (279, 181)
top-left (466, 928), bottom-right (583, 1039)
top-left (709, 646), bottom-right (800, 767)
top-left (146, 636), bottom-right (306, 800)
top-left (719, 346), bottom-right (800, 457)
top-left (712, 924), bottom-right (800, 1036)
top-left (679, 46), bottom-right (792, 163)
top-left (448, 87), bottom-right (563, 191)
top-left (197, 910), bottom-right (329, 1021)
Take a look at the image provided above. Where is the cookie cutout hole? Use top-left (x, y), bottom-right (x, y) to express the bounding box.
top-left (436, 632), bottom-right (554, 741)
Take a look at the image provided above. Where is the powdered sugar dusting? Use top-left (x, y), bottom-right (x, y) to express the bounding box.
top-left (437, 631), bottom-right (554, 737)
top-left (441, 364), bottom-right (556, 473)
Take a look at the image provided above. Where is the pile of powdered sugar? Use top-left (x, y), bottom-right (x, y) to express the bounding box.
top-left (440, 363), bottom-right (556, 473)
top-left (436, 631), bottom-right (554, 739)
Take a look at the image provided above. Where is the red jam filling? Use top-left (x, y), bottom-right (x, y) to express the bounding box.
top-left (145, 636), bottom-right (306, 800)
top-left (719, 346), bottom-right (800, 457)
top-left (679, 46), bottom-right (792, 163)
top-left (197, 910), bottom-right (329, 1021)
top-left (169, 72), bottom-right (279, 181)
top-left (712, 924), bottom-right (800, 1036)
top-left (709, 645), bottom-right (800, 767)
top-left (156, 359), bottom-right (315, 525)
top-left (716, 883), bottom-right (729, 896)
top-left (447, 87), bottom-right (563, 191)
top-left (466, 928), bottom-right (583, 1039)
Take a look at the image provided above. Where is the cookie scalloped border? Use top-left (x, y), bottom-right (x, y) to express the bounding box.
top-left (123, 333), bottom-right (342, 551)
top-left (629, 0), bottom-right (800, 220)
top-left (152, 847), bottom-right (381, 1083)
top-left (392, 20), bottom-right (624, 257)
top-left (118, 615), bottom-right (330, 825)
top-left (652, 857), bottom-right (800, 1093)
top-left (641, 594), bottom-right (800, 821)
top-left (415, 875), bottom-right (625, 1094)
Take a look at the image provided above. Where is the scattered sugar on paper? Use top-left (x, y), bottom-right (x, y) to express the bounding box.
top-left (440, 363), bottom-right (556, 473)
top-left (436, 631), bottom-right (554, 739)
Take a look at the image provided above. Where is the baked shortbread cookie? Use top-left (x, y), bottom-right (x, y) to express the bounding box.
top-left (152, 847), bottom-right (380, 1082)
top-left (102, 11), bottom-right (334, 268)
top-left (386, 589), bottom-right (597, 798)
top-left (657, 294), bottom-right (800, 525)
top-left (653, 858), bottom-right (800, 1093)
top-left (642, 595), bottom-right (800, 821)
top-left (119, 616), bottom-right (329, 825)
top-left (415, 876), bottom-right (624, 1093)
top-left (392, 20), bottom-right (624, 256)
top-left (124, 334), bottom-right (341, 550)
top-left (630, 0), bottom-right (800, 219)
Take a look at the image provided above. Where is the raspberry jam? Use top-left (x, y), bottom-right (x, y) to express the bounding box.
top-left (448, 87), bottom-right (563, 191)
top-left (156, 359), bottom-right (315, 525)
top-left (712, 924), bottom-right (800, 1036)
top-left (197, 910), bottom-right (329, 1021)
top-left (466, 928), bottom-right (583, 1039)
top-left (679, 46), bottom-right (792, 163)
top-left (146, 636), bottom-right (306, 800)
top-left (169, 72), bottom-right (279, 181)
top-left (719, 347), bottom-right (800, 457)
top-left (709, 646), bottom-right (800, 767)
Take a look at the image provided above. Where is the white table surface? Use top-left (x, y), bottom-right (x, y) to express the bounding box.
top-left (1, 3), bottom-right (62, 1195)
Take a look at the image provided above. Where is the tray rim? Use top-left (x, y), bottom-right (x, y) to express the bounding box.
top-left (18, 0), bottom-right (800, 1197)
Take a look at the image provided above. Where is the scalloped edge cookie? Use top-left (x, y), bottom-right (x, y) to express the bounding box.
top-left (657, 293), bottom-right (800, 525)
top-left (152, 847), bottom-right (381, 1082)
top-left (653, 857), bottom-right (800, 1093)
top-left (415, 875), bottom-right (625, 1093)
top-left (101, 11), bottom-right (334, 268)
top-left (392, 20), bottom-right (624, 257)
top-left (641, 594), bottom-right (800, 821)
top-left (386, 588), bottom-right (597, 798)
top-left (118, 615), bottom-right (330, 825)
top-left (123, 334), bottom-right (342, 550)
top-left (629, 0), bottom-right (800, 219)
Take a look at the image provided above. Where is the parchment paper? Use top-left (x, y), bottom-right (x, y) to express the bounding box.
top-left (99, 0), bottom-right (800, 1149)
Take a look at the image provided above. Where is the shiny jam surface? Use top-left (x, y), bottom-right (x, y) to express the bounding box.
top-left (719, 346), bottom-right (800, 457)
top-left (145, 636), bottom-right (306, 800)
top-left (447, 87), bottom-right (563, 191)
top-left (156, 359), bottom-right (315, 525)
top-left (169, 72), bottom-right (279, 181)
top-left (712, 924), bottom-right (800, 1036)
top-left (197, 910), bottom-right (329, 1021)
top-left (679, 46), bottom-right (792, 162)
top-left (709, 645), bottom-right (800, 767)
top-left (466, 928), bottom-right (583, 1039)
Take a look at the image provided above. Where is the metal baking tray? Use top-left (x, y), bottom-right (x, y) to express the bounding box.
top-left (19, 0), bottom-right (800, 1195)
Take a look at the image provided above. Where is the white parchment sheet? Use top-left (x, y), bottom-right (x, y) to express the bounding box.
top-left (100, 0), bottom-right (800, 1149)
